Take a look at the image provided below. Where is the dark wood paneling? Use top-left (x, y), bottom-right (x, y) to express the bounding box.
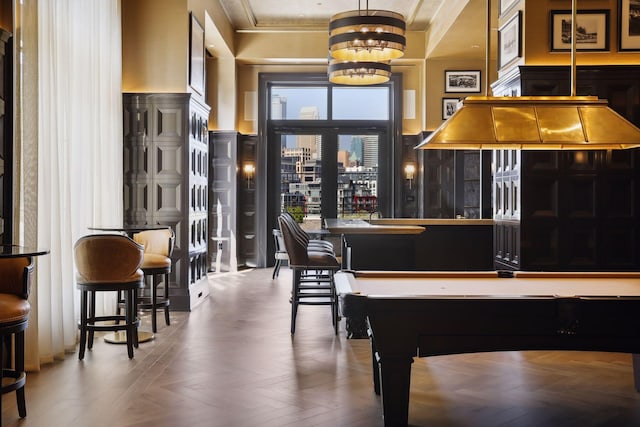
top-left (238, 134), bottom-right (257, 268)
top-left (209, 131), bottom-right (238, 272)
top-left (492, 66), bottom-right (640, 271)
top-left (123, 93), bottom-right (210, 310)
top-left (401, 134), bottom-right (419, 218)
top-left (422, 149), bottom-right (455, 218)
top-left (344, 224), bottom-right (494, 271)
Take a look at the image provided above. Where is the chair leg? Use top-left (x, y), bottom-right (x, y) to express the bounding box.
top-left (336, 271), bottom-right (339, 335)
top-left (115, 290), bottom-right (123, 324)
top-left (88, 290), bottom-right (96, 349)
top-left (151, 275), bottom-right (158, 333)
top-left (78, 290), bottom-right (88, 360)
top-left (272, 260), bottom-right (281, 279)
top-left (15, 330), bottom-right (26, 418)
top-left (125, 289), bottom-right (135, 359)
top-left (163, 272), bottom-right (171, 327)
top-left (290, 269), bottom-right (300, 334)
top-left (132, 287), bottom-right (139, 349)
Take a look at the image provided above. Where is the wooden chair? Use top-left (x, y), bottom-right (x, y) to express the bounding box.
top-left (74, 234), bottom-right (144, 359)
top-left (0, 256), bottom-right (34, 421)
top-left (132, 228), bottom-right (174, 333)
top-left (278, 215), bottom-right (340, 335)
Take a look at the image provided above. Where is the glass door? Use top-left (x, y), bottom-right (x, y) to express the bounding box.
top-left (278, 131), bottom-right (326, 232)
top-left (276, 129), bottom-right (385, 230)
top-left (337, 133), bottom-right (380, 218)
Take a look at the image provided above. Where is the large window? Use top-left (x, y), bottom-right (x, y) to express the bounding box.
top-left (268, 82), bottom-right (392, 230)
top-left (332, 87), bottom-right (389, 120)
top-left (258, 72), bottom-right (402, 267)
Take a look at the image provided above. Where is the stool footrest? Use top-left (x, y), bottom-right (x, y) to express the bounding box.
top-left (78, 316), bottom-right (141, 332)
top-left (0, 369), bottom-right (26, 394)
top-left (137, 296), bottom-right (170, 309)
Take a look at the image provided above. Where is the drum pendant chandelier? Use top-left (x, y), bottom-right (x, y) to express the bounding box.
top-left (328, 59), bottom-right (391, 85)
top-left (328, 0), bottom-right (406, 85)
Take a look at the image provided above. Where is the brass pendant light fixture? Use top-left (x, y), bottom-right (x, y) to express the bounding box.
top-left (328, 0), bottom-right (405, 85)
top-left (328, 60), bottom-right (391, 85)
top-left (417, 0), bottom-right (640, 150)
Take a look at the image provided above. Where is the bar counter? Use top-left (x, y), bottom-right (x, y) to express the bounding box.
top-left (326, 217), bottom-right (494, 271)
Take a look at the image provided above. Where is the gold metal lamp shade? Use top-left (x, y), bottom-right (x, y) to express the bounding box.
top-left (416, 96), bottom-right (640, 150)
top-left (327, 1), bottom-right (405, 86)
top-left (329, 9), bottom-right (406, 62)
top-left (328, 60), bottom-right (391, 85)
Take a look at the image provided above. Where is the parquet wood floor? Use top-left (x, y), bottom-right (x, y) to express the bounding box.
top-left (3, 267), bottom-right (640, 426)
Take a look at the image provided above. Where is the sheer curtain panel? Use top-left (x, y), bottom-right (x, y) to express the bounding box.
top-left (31, 0), bottom-right (123, 368)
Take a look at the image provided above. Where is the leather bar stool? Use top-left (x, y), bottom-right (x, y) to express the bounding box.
top-left (0, 256), bottom-right (33, 421)
top-left (132, 228), bottom-right (174, 333)
top-left (278, 215), bottom-right (341, 335)
top-left (282, 212), bottom-right (334, 253)
top-left (74, 234), bottom-right (144, 359)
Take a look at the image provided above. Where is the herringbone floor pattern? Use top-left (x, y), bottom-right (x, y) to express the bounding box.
top-left (3, 267), bottom-right (640, 426)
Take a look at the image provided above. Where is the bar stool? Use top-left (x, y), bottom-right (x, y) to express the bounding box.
top-left (74, 234), bottom-right (144, 359)
top-left (272, 228), bottom-right (289, 279)
top-left (132, 228), bottom-right (174, 333)
top-left (278, 215), bottom-right (341, 335)
top-left (0, 256), bottom-right (33, 421)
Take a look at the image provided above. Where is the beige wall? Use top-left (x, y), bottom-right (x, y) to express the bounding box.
top-left (425, 58), bottom-right (488, 131)
top-left (522, 0), bottom-right (640, 65)
top-left (127, 1), bottom-right (640, 136)
top-left (233, 30), bottom-right (427, 134)
top-left (120, 1), bottom-right (433, 135)
top-left (122, 0), bottom-right (189, 92)
top-left (234, 62), bottom-right (427, 136)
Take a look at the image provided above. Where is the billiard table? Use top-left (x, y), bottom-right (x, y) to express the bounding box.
top-left (335, 270), bottom-right (640, 427)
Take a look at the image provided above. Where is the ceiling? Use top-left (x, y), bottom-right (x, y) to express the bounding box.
top-left (216, 0), bottom-right (445, 32)
top-left (214, 0), bottom-right (495, 61)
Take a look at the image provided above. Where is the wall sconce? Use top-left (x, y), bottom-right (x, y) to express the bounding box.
top-left (404, 163), bottom-right (416, 189)
top-left (243, 162), bottom-right (255, 189)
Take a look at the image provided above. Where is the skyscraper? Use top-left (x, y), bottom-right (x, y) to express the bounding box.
top-left (297, 106), bottom-right (321, 159)
top-left (271, 95), bottom-right (287, 119)
top-left (362, 135), bottom-right (379, 168)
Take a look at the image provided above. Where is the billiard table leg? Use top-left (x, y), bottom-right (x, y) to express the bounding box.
top-left (378, 355), bottom-right (414, 427)
top-left (369, 334), bottom-right (380, 395)
top-left (633, 354), bottom-right (640, 392)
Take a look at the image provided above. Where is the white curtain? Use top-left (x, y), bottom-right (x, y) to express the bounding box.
top-left (33, 0), bottom-right (123, 368)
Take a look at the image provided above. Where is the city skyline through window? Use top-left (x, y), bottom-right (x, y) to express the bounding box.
top-left (271, 85), bottom-right (389, 226)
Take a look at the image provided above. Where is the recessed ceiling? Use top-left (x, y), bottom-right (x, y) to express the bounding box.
top-left (217, 0), bottom-right (445, 31)
top-left (212, 0), bottom-right (496, 63)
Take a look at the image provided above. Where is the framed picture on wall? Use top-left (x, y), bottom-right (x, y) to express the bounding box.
top-left (444, 70), bottom-right (481, 93)
top-left (189, 13), bottom-right (205, 95)
top-left (499, 11), bottom-right (522, 70)
top-left (442, 98), bottom-right (460, 120)
top-left (550, 10), bottom-right (610, 52)
top-left (619, 0), bottom-right (640, 51)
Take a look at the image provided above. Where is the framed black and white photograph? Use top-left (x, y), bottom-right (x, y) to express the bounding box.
top-left (550, 10), bottom-right (610, 52)
top-left (189, 13), bottom-right (205, 95)
top-left (499, 0), bottom-right (519, 16)
top-left (442, 98), bottom-right (460, 120)
top-left (499, 11), bottom-right (522, 70)
top-left (444, 70), bottom-right (481, 93)
top-left (619, 0), bottom-right (640, 51)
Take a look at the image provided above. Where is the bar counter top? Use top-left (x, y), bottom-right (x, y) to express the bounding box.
top-left (369, 218), bottom-right (494, 226)
top-left (323, 219), bottom-right (425, 235)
